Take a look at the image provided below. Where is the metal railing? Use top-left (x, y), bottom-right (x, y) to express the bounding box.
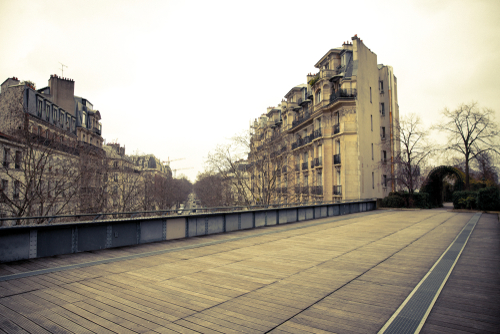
top-left (333, 185), bottom-right (342, 196)
top-left (314, 157), bottom-right (322, 167)
top-left (0, 197), bottom-right (376, 227)
top-left (334, 154), bottom-right (341, 165)
top-left (313, 128), bottom-right (322, 138)
top-left (330, 88), bottom-right (357, 104)
top-left (302, 162), bottom-right (308, 170)
top-left (301, 186), bottom-right (309, 194)
top-left (291, 111), bottom-right (311, 129)
top-left (311, 185), bottom-right (323, 195)
top-left (295, 164), bottom-right (300, 172)
top-left (310, 160), bottom-right (315, 168)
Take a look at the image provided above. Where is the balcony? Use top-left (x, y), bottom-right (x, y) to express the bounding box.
top-left (313, 128), bottom-right (322, 139)
top-left (333, 123), bottom-right (340, 134)
top-left (334, 154), bottom-right (341, 165)
top-left (302, 162), bottom-right (308, 170)
top-left (291, 111), bottom-right (311, 129)
top-left (333, 185), bottom-right (342, 196)
top-left (281, 166), bottom-right (287, 173)
top-left (319, 69), bottom-right (336, 80)
top-left (281, 186), bottom-right (287, 194)
top-left (280, 146), bottom-right (287, 153)
top-left (329, 88), bottom-right (357, 104)
top-left (295, 186), bottom-right (300, 194)
top-left (314, 157), bottom-right (322, 167)
top-left (311, 186), bottom-right (323, 195)
top-left (295, 164), bottom-right (300, 172)
top-left (310, 160), bottom-right (315, 168)
top-left (301, 186), bottom-right (309, 194)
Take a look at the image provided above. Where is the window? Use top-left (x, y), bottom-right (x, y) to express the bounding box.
top-left (317, 171), bottom-right (322, 186)
top-left (113, 161), bottom-right (118, 169)
top-left (46, 104), bottom-right (50, 121)
top-left (371, 143), bottom-right (374, 160)
top-left (114, 173), bottom-right (118, 182)
top-left (304, 175), bottom-right (308, 187)
top-left (3, 148), bottom-right (9, 168)
top-left (1, 179), bottom-right (8, 195)
top-left (13, 180), bottom-right (19, 199)
top-left (15, 151), bottom-right (21, 169)
top-left (316, 90), bottom-right (321, 104)
top-left (382, 150), bottom-right (387, 163)
top-left (381, 103), bottom-right (385, 116)
top-left (379, 80), bottom-right (384, 92)
top-left (82, 112), bottom-right (87, 128)
top-left (372, 172), bottom-right (375, 189)
top-left (37, 100), bottom-right (42, 117)
top-left (370, 87), bottom-right (372, 103)
top-left (381, 127), bottom-right (386, 139)
top-left (371, 115), bottom-right (373, 131)
top-left (383, 175), bottom-right (387, 188)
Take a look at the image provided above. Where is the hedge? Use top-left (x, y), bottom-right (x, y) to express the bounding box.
top-left (382, 192), bottom-right (431, 209)
top-left (452, 190), bottom-right (478, 210)
top-left (382, 195), bottom-right (406, 208)
top-left (477, 187), bottom-right (500, 211)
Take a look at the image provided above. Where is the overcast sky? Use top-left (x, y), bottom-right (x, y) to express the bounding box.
top-left (1, 0), bottom-right (499, 181)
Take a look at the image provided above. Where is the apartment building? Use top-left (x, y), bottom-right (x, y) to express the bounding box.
top-left (104, 143), bottom-right (172, 212)
top-left (0, 75), bottom-right (105, 220)
top-left (249, 35), bottom-right (400, 203)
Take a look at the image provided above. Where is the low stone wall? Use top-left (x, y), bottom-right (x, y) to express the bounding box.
top-left (0, 200), bottom-right (376, 263)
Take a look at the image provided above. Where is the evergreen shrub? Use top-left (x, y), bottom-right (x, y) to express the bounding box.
top-left (452, 191), bottom-right (478, 209)
top-left (477, 187), bottom-right (500, 211)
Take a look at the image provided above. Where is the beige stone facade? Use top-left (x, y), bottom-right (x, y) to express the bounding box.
top-left (249, 35), bottom-right (400, 203)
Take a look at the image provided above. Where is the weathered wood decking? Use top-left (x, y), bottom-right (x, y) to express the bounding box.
top-left (0, 209), bottom-right (498, 333)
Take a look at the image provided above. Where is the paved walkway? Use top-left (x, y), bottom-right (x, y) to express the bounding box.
top-left (0, 209), bottom-right (497, 333)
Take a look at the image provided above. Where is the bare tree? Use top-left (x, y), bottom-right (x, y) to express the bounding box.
top-left (394, 114), bottom-right (434, 195)
top-left (206, 128), bottom-right (291, 207)
top-left (472, 150), bottom-right (499, 186)
top-left (434, 102), bottom-right (500, 189)
top-left (194, 171), bottom-right (227, 207)
top-left (0, 85), bottom-right (85, 224)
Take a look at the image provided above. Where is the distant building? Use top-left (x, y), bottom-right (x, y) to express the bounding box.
top-left (249, 35), bottom-right (400, 203)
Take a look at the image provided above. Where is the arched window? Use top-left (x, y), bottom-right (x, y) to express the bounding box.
top-left (316, 90), bottom-right (321, 104)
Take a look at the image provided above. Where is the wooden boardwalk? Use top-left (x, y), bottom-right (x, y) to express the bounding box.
top-left (0, 209), bottom-right (498, 333)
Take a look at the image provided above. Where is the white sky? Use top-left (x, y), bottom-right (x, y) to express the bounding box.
top-left (1, 0), bottom-right (499, 182)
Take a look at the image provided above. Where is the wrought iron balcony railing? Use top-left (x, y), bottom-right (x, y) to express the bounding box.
top-left (311, 185), bottom-right (323, 195)
top-left (313, 128), bottom-right (322, 138)
top-left (295, 186), bottom-right (300, 194)
top-left (310, 160), bottom-right (315, 168)
top-left (314, 157), bottom-right (322, 167)
top-left (334, 154), bottom-right (341, 165)
top-left (329, 88), bottom-right (357, 104)
top-left (295, 164), bottom-right (300, 172)
top-left (302, 162), bottom-right (308, 170)
top-left (301, 186), bottom-right (309, 194)
top-left (333, 185), bottom-right (342, 196)
top-left (291, 111), bottom-right (311, 129)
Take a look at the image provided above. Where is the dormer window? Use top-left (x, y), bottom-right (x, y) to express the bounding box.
top-left (82, 112), bottom-right (87, 128)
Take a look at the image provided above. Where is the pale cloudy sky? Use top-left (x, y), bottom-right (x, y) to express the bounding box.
top-left (1, 0), bottom-right (499, 181)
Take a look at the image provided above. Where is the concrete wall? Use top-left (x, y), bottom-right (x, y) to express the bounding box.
top-left (0, 200), bottom-right (376, 263)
